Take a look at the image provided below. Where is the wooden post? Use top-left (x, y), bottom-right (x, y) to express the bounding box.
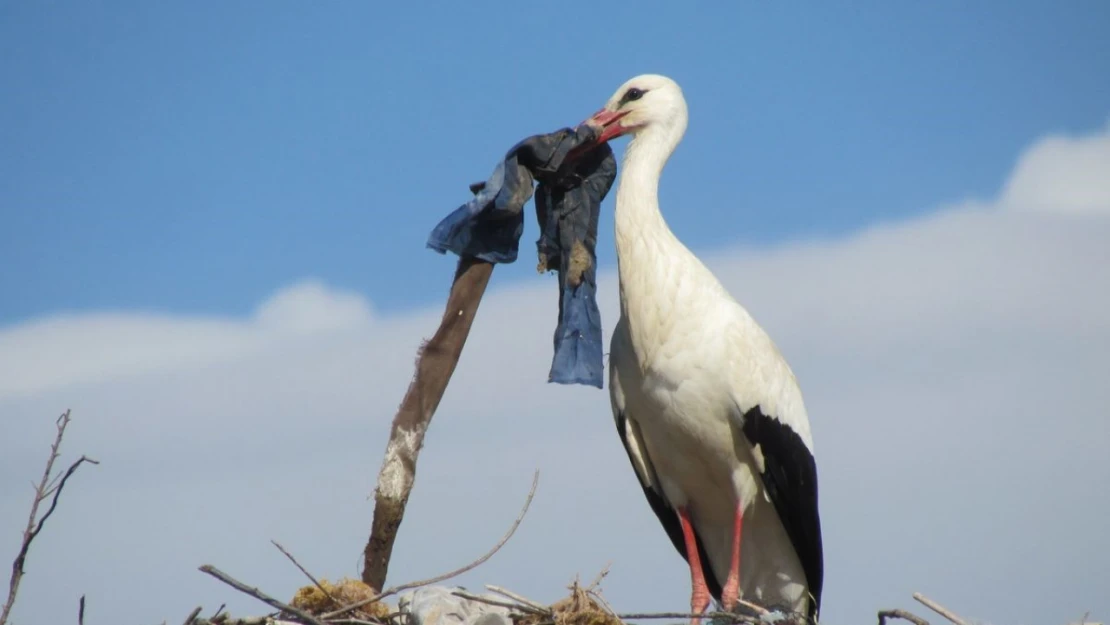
top-left (361, 257), bottom-right (495, 591)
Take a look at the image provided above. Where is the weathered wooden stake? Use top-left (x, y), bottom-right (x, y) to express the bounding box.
top-left (362, 256), bottom-right (495, 591)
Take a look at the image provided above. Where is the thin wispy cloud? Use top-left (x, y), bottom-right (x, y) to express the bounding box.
top-left (1, 123), bottom-right (1108, 625)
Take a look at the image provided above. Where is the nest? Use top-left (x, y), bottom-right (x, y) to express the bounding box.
top-left (290, 577), bottom-right (392, 621)
top-left (514, 580), bottom-right (622, 625)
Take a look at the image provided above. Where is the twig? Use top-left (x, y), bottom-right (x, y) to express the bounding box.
top-left (618, 612), bottom-right (758, 622)
top-left (912, 593), bottom-right (969, 625)
top-left (78, 595), bottom-right (85, 625)
top-left (326, 469), bottom-right (539, 620)
top-left (1, 410), bottom-right (99, 625)
top-left (879, 609), bottom-right (931, 625)
top-left (271, 540), bottom-right (338, 605)
top-left (198, 565), bottom-right (326, 625)
top-left (580, 564), bottom-right (617, 617)
top-left (362, 256), bottom-right (496, 591)
top-left (620, 603), bottom-right (766, 618)
top-left (182, 606), bottom-right (203, 625)
top-left (485, 586), bottom-right (550, 614)
top-left (586, 563), bottom-right (611, 591)
top-left (193, 618), bottom-right (272, 625)
top-left (451, 590), bottom-right (548, 615)
top-left (585, 588), bottom-right (616, 618)
top-left (734, 598), bottom-right (771, 617)
top-left (210, 604), bottom-right (226, 619)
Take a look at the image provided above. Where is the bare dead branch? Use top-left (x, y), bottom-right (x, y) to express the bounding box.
top-left (182, 606), bottom-right (203, 625)
top-left (362, 257), bottom-right (496, 590)
top-left (585, 588), bottom-right (616, 618)
top-left (451, 590), bottom-right (548, 615)
top-left (912, 593), bottom-right (969, 625)
top-left (1, 410), bottom-right (98, 625)
top-left (78, 595), bottom-right (85, 625)
top-left (198, 565), bottom-right (326, 625)
top-left (737, 598), bottom-right (772, 617)
top-left (271, 540), bottom-right (338, 606)
top-left (617, 612), bottom-right (760, 623)
top-left (327, 469), bottom-right (538, 620)
top-left (585, 564), bottom-right (611, 592)
top-left (616, 602), bottom-right (769, 619)
top-left (879, 609), bottom-right (931, 625)
top-left (28, 455), bottom-right (100, 548)
top-left (191, 617), bottom-right (275, 625)
top-left (484, 586), bottom-right (550, 614)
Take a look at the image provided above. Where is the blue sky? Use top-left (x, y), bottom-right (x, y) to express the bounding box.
top-left (2, 1), bottom-right (1108, 324)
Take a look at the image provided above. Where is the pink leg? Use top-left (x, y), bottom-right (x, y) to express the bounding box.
top-left (677, 506), bottom-right (712, 625)
top-left (720, 502), bottom-right (744, 611)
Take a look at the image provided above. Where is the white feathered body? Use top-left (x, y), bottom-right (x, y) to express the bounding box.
top-left (608, 137), bottom-right (815, 613)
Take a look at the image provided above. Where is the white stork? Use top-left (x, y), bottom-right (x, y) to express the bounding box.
top-left (583, 75), bottom-right (824, 624)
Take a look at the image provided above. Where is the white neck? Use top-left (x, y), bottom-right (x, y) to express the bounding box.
top-left (613, 119), bottom-right (688, 294)
top-left (614, 123), bottom-right (682, 250)
top-left (611, 117), bottom-right (695, 355)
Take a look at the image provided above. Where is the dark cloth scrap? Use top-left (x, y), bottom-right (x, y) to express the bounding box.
top-left (426, 124), bottom-right (617, 388)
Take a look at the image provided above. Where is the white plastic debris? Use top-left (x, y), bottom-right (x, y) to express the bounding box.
top-left (399, 586), bottom-right (514, 625)
top-left (758, 610), bottom-right (790, 624)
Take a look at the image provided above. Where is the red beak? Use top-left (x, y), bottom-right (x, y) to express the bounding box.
top-left (582, 108), bottom-right (630, 143)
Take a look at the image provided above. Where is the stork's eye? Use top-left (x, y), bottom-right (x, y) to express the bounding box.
top-left (621, 88), bottom-right (646, 105)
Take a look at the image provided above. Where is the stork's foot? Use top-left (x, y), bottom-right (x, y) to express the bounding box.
top-left (720, 501), bottom-right (745, 612)
top-left (676, 505), bottom-right (712, 625)
top-left (720, 570), bottom-right (740, 612)
top-left (688, 581), bottom-right (711, 625)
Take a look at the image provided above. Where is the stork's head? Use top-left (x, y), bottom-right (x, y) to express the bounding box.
top-left (583, 74), bottom-right (688, 144)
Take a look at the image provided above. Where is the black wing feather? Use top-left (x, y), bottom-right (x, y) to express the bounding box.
top-left (740, 405), bottom-right (824, 620)
top-left (615, 410), bottom-right (723, 602)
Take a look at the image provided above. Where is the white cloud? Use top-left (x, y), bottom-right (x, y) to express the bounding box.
top-left (999, 120), bottom-right (1110, 214)
top-left (0, 279), bottom-right (373, 399)
top-left (253, 279), bottom-right (374, 333)
top-left (2, 122), bottom-right (1109, 625)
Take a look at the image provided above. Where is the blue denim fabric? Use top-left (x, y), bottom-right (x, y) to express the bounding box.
top-left (427, 125), bottom-right (616, 388)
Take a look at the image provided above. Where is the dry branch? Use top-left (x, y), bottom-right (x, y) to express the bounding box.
top-left (182, 606), bottom-right (204, 625)
top-left (912, 594), bottom-right (968, 625)
top-left (189, 617), bottom-right (278, 625)
top-left (1, 410), bottom-right (98, 625)
top-left (585, 565), bottom-right (611, 592)
top-left (459, 576), bottom-right (795, 625)
top-left (879, 609), bottom-right (931, 625)
top-left (617, 612), bottom-right (756, 621)
top-left (272, 540), bottom-right (338, 606)
top-left (451, 590), bottom-right (548, 615)
top-left (198, 565), bottom-right (326, 625)
top-left (327, 469), bottom-right (538, 620)
top-left (363, 256), bottom-right (495, 590)
top-left (485, 586), bottom-right (550, 615)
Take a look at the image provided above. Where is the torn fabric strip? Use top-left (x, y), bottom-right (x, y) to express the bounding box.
top-left (426, 124), bottom-right (616, 389)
